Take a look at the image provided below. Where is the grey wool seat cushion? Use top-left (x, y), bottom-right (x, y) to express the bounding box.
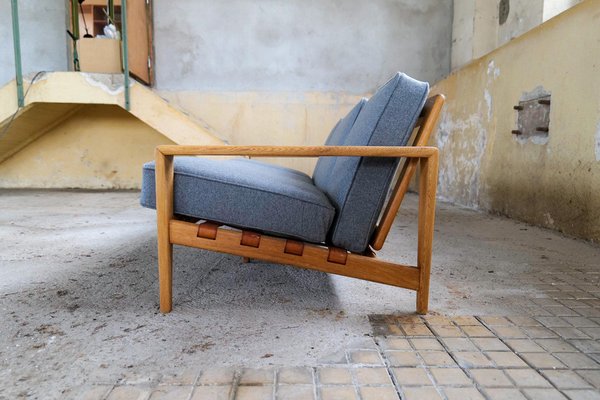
top-left (312, 73), bottom-right (429, 253)
top-left (140, 157), bottom-right (336, 243)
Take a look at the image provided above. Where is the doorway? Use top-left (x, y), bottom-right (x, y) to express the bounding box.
top-left (73, 0), bottom-right (154, 86)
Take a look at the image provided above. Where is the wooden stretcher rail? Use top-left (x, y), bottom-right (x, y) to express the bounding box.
top-left (169, 220), bottom-right (420, 291)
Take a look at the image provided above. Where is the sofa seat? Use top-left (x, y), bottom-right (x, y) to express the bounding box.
top-left (141, 157), bottom-right (336, 243)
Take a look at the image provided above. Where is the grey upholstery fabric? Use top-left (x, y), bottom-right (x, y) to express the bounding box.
top-left (141, 157), bottom-right (335, 243)
top-left (141, 72), bottom-right (428, 253)
top-left (312, 98), bottom-right (367, 189)
top-left (313, 73), bottom-right (429, 252)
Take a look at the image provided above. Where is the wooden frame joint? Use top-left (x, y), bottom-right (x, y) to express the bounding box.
top-left (241, 231), bottom-right (261, 248)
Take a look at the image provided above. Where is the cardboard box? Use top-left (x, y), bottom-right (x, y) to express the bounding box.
top-left (77, 38), bottom-right (122, 73)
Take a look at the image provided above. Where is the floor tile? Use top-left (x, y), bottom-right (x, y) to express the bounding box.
top-left (541, 370), bottom-right (593, 389)
top-left (504, 368), bottom-right (552, 388)
top-left (359, 386), bottom-right (399, 400)
top-left (535, 339), bottom-right (579, 353)
top-left (471, 338), bottom-right (510, 352)
top-left (561, 389), bottom-right (600, 400)
top-left (106, 386), bottom-right (152, 400)
top-left (442, 338), bottom-right (478, 352)
top-left (491, 326), bottom-right (528, 339)
top-left (235, 386), bottom-right (274, 400)
top-left (469, 369), bottom-right (513, 387)
top-left (552, 327), bottom-right (591, 340)
top-left (149, 386), bottom-right (194, 400)
top-left (430, 325), bottom-right (464, 337)
top-left (462, 325), bottom-right (495, 337)
top-left (577, 369), bottom-right (600, 389)
top-left (401, 387), bottom-right (441, 400)
top-left (353, 368), bottom-right (392, 385)
top-left (380, 338), bottom-right (411, 350)
top-left (318, 368), bottom-right (353, 385)
top-left (480, 317), bottom-right (512, 326)
top-left (553, 352), bottom-right (600, 369)
top-left (191, 386), bottom-right (232, 400)
top-left (319, 386), bottom-right (357, 400)
top-left (505, 339), bottom-right (545, 353)
top-left (429, 368), bottom-right (472, 386)
top-left (385, 351), bottom-right (421, 367)
top-left (521, 388), bottom-right (567, 400)
top-left (520, 353), bottom-right (566, 369)
top-left (391, 367), bottom-right (432, 386)
top-left (240, 369), bottom-right (275, 385)
top-left (275, 385), bottom-right (314, 400)
top-left (452, 316), bottom-right (481, 326)
top-left (443, 387), bottom-right (484, 400)
top-left (484, 388), bottom-right (527, 400)
top-left (486, 351), bottom-right (528, 368)
top-left (409, 338), bottom-right (443, 350)
top-left (400, 323), bottom-right (433, 336)
top-left (418, 351), bottom-right (457, 367)
top-left (453, 351), bottom-right (494, 368)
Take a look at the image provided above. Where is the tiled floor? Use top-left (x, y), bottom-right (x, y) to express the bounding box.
top-left (88, 312), bottom-right (600, 399)
top-left (86, 266), bottom-right (600, 399)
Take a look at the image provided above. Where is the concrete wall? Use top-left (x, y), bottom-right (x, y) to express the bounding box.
top-left (0, 0), bottom-right (68, 86)
top-left (153, 0), bottom-right (453, 93)
top-left (430, 1), bottom-right (600, 242)
top-left (153, 0), bottom-right (453, 173)
top-left (452, 0), bottom-right (583, 70)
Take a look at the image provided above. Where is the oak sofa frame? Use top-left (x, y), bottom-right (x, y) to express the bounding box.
top-left (154, 94), bottom-right (444, 314)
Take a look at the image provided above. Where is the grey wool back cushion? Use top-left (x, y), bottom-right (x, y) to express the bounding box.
top-left (313, 73), bottom-right (429, 253)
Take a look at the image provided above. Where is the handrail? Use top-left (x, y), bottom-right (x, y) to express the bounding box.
top-left (10, 0), bottom-right (24, 107)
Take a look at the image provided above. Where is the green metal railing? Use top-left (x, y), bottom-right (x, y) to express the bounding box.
top-left (121, 0), bottom-right (130, 111)
top-left (10, 0), bottom-right (24, 107)
top-left (10, 0), bottom-right (131, 111)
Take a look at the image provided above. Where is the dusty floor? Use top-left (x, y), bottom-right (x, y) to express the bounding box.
top-left (1, 190), bottom-right (599, 399)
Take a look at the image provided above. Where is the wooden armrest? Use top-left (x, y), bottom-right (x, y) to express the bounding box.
top-left (156, 145), bottom-right (438, 158)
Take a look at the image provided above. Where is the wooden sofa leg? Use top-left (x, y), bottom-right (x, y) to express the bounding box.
top-left (156, 149), bottom-right (174, 314)
top-left (158, 241), bottom-right (173, 313)
top-left (416, 152), bottom-right (438, 315)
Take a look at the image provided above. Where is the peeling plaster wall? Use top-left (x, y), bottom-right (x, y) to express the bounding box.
top-left (431, 1), bottom-right (600, 242)
top-left (0, 0), bottom-right (68, 86)
top-left (0, 105), bottom-right (173, 189)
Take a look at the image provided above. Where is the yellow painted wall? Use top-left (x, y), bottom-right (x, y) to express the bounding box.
top-left (158, 91), bottom-right (363, 174)
top-left (0, 105), bottom-right (173, 189)
top-left (430, 1), bottom-right (600, 241)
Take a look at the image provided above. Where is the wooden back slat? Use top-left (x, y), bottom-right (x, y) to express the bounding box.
top-left (370, 94), bottom-right (445, 251)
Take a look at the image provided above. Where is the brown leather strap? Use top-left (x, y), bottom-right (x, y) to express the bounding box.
top-left (240, 231), bottom-right (261, 247)
top-left (327, 247), bottom-right (348, 265)
top-left (284, 240), bottom-right (304, 256)
top-left (197, 221), bottom-right (221, 240)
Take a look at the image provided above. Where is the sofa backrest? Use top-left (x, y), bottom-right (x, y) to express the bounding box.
top-left (313, 73), bottom-right (429, 253)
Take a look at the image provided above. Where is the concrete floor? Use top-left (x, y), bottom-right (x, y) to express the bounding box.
top-left (1, 190), bottom-right (599, 399)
